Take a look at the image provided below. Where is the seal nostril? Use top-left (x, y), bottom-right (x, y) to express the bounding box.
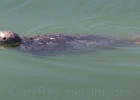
top-left (3, 37), bottom-right (6, 40)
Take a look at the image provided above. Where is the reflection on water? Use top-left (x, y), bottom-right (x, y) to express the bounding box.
top-left (0, 0), bottom-right (140, 100)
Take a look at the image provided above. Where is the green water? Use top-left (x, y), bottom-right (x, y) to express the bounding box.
top-left (0, 0), bottom-right (140, 100)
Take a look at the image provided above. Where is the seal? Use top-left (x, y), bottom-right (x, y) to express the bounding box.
top-left (0, 30), bottom-right (140, 55)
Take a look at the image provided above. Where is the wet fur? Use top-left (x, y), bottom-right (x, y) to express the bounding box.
top-left (0, 30), bottom-right (139, 55)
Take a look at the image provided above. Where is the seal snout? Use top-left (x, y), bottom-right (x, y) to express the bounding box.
top-left (0, 30), bottom-right (22, 46)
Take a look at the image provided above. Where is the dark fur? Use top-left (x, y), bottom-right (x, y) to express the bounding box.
top-left (0, 30), bottom-right (137, 56)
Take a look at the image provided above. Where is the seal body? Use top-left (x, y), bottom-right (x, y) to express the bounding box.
top-left (17, 34), bottom-right (134, 55)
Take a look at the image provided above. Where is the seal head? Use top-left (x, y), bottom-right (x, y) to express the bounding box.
top-left (0, 30), bottom-right (22, 46)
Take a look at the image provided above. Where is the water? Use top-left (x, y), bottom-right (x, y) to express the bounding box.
top-left (0, 0), bottom-right (140, 100)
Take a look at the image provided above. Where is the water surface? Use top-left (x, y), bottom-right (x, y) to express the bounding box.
top-left (0, 0), bottom-right (140, 100)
